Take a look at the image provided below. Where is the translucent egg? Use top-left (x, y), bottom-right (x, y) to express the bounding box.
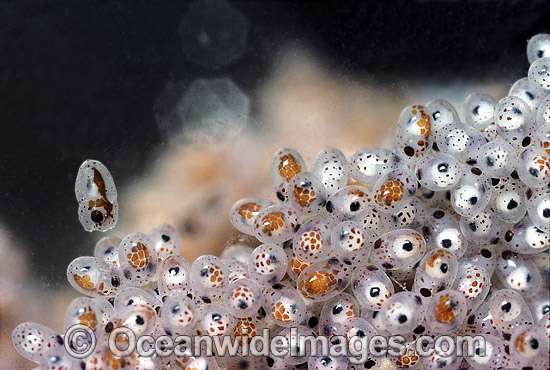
top-left (292, 221), bottom-right (332, 263)
top-left (248, 243), bottom-right (288, 286)
top-left (527, 289), bottom-right (550, 322)
top-left (495, 250), bottom-right (542, 297)
top-left (413, 249), bottom-right (458, 298)
top-left (425, 290), bottom-right (468, 334)
top-left (330, 220), bottom-right (371, 266)
top-left (297, 258), bottom-right (351, 302)
top-left (528, 57), bottom-right (550, 95)
top-left (148, 223), bottom-right (180, 263)
top-left (288, 172), bottom-right (328, 216)
top-left (489, 289), bottom-right (533, 334)
top-left (64, 297), bottom-right (102, 341)
top-left (253, 204), bottom-right (300, 244)
top-left (524, 184), bottom-right (550, 232)
top-left (75, 159), bottom-right (118, 232)
top-left (265, 283), bottom-right (306, 327)
top-left (195, 304), bottom-right (236, 336)
top-left (463, 92), bottom-right (497, 129)
top-left (67, 256), bottom-right (122, 298)
top-left (223, 278), bottom-right (263, 318)
top-left (229, 198), bottom-right (274, 235)
top-left (372, 169), bottom-right (417, 213)
top-left (370, 228), bottom-right (426, 270)
top-left (12, 322), bottom-right (62, 363)
top-left (452, 265), bottom-right (491, 313)
top-left (494, 96), bottom-right (534, 149)
top-left (517, 147), bottom-right (550, 188)
top-left (459, 209), bottom-right (502, 245)
top-left (489, 177), bottom-right (527, 224)
top-left (461, 301), bottom-right (497, 337)
top-left (464, 334), bottom-right (508, 370)
top-left (326, 185), bottom-right (372, 221)
top-left (381, 291), bottom-right (425, 335)
top-left (318, 293), bottom-right (360, 337)
top-left (502, 214), bottom-right (550, 254)
top-left (423, 209), bottom-right (468, 257)
top-left (415, 151), bottom-right (462, 191)
top-left (425, 99), bottom-right (459, 131)
top-left (118, 232), bottom-right (158, 286)
top-left (509, 77), bottom-right (544, 111)
top-left (509, 324), bottom-right (549, 369)
top-left (93, 236), bottom-right (122, 268)
top-left (158, 255), bottom-right (192, 298)
top-left (159, 295), bottom-right (197, 336)
top-left (395, 104), bottom-right (432, 160)
top-left (351, 264), bottom-right (394, 310)
top-left (432, 121), bottom-right (486, 162)
top-left (270, 148), bottom-right (307, 201)
top-left (477, 138), bottom-right (517, 178)
top-left (190, 255), bottom-right (228, 303)
top-left (527, 33), bottom-right (550, 63)
top-left (450, 169), bottom-right (492, 217)
top-left (385, 197), bottom-right (425, 230)
top-left (348, 147), bottom-right (402, 188)
top-left (311, 147), bottom-right (349, 195)
top-left (458, 245), bottom-right (496, 276)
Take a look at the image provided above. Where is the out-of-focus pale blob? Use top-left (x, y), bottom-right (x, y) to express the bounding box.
top-left (178, 0), bottom-right (248, 68)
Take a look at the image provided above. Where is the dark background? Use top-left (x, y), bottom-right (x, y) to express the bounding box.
top-left (0, 0), bottom-right (549, 285)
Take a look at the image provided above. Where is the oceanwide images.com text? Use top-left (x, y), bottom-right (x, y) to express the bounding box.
top-left (65, 324), bottom-right (486, 364)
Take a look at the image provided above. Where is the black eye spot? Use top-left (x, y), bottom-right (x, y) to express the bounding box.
top-left (480, 249), bottom-right (492, 258)
top-left (469, 196), bottom-right (478, 205)
top-left (238, 301), bottom-right (248, 310)
top-left (432, 111), bottom-right (441, 120)
top-left (469, 222), bottom-right (477, 232)
top-left (404, 146), bottom-right (415, 157)
top-left (135, 315), bottom-right (145, 325)
top-left (441, 239), bottom-right (452, 249)
top-left (485, 156), bottom-right (495, 167)
top-left (473, 105), bottom-right (480, 115)
top-left (522, 136), bottom-right (531, 147)
top-left (542, 305), bottom-right (550, 315)
top-left (501, 302), bottom-right (512, 313)
top-left (161, 234), bottom-right (171, 242)
top-left (397, 314), bottom-right (408, 324)
top-left (91, 210), bottom-right (104, 223)
top-left (332, 304), bottom-right (343, 315)
top-left (507, 199), bottom-right (518, 210)
top-left (370, 287), bottom-right (381, 297)
top-left (169, 267), bottom-right (180, 276)
top-left (111, 275), bottom-right (121, 287)
top-left (440, 263), bottom-right (449, 274)
top-left (212, 314), bottom-right (221, 322)
top-left (326, 201), bottom-right (334, 213)
top-left (200, 267), bottom-right (209, 277)
top-left (437, 163), bottom-right (449, 173)
top-left (466, 159), bottom-right (477, 166)
top-left (420, 288), bottom-right (431, 297)
top-left (529, 167), bottom-right (539, 177)
top-left (505, 231), bottom-right (514, 242)
top-left (266, 357), bottom-right (275, 367)
top-left (413, 325), bottom-right (426, 334)
top-left (373, 239), bottom-right (382, 249)
top-left (402, 240), bottom-right (413, 252)
top-left (530, 338), bottom-right (539, 350)
top-left (471, 167), bottom-right (482, 176)
top-left (538, 50), bottom-right (544, 58)
top-left (105, 322), bottom-right (114, 333)
top-left (356, 330), bottom-right (366, 337)
top-left (320, 357), bottom-right (332, 366)
top-left (308, 316), bottom-right (319, 328)
top-left (467, 315), bottom-right (475, 325)
top-left (276, 191), bottom-right (285, 202)
top-left (350, 201), bottom-right (361, 212)
top-left (433, 210), bottom-right (445, 219)
top-left (542, 208), bottom-right (550, 218)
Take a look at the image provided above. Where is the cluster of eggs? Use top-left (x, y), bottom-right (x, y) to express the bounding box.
top-left (12, 35), bottom-right (550, 370)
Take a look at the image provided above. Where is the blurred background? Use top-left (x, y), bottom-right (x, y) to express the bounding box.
top-left (0, 0), bottom-right (549, 368)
